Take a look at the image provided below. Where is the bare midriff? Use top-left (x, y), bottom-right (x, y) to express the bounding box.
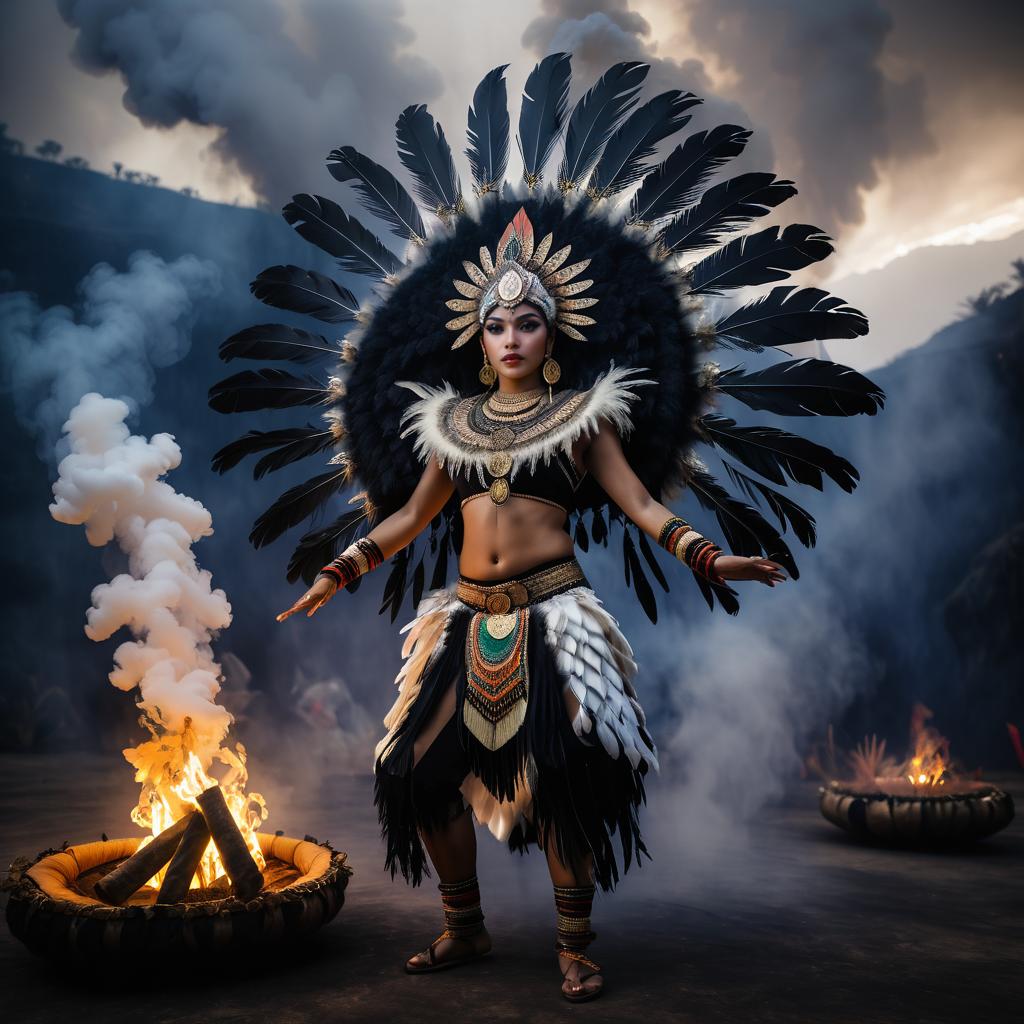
top-left (458, 493), bottom-right (575, 580)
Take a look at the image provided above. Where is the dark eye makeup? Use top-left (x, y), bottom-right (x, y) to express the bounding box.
top-left (485, 318), bottom-right (541, 333)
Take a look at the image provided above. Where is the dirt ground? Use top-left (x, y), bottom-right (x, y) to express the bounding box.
top-left (1, 754), bottom-right (1021, 1024)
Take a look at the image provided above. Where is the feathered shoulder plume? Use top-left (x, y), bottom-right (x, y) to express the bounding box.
top-left (209, 51), bottom-right (884, 623)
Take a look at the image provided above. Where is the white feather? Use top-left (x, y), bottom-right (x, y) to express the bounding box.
top-left (595, 718), bottom-right (620, 758)
top-left (538, 585), bottom-right (659, 773)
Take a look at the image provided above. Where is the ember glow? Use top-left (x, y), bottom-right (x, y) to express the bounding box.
top-left (900, 704), bottom-right (949, 790)
top-left (50, 394), bottom-right (268, 889)
top-left (810, 703), bottom-right (958, 795)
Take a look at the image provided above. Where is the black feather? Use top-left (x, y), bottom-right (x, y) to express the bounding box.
top-left (249, 469), bottom-right (351, 549)
top-left (254, 432), bottom-right (338, 481)
top-left (286, 507), bottom-right (369, 584)
top-left (713, 285), bottom-right (869, 352)
top-left (573, 513), bottom-right (590, 553)
top-left (622, 528), bottom-right (658, 623)
top-left (219, 323), bottom-right (338, 364)
top-left (586, 90), bottom-right (700, 200)
top-left (687, 468), bottom-right (799, 578)
top-left (395, 105), bottom-right (463, 215)
top-left (722, 460), bottom-right (817, 548)
top-left (657, 173), bottom-right (797, 256)
top-left (283, 193), bottom-right (401, 279)
top-left (628, 124), bottom-right (750, 224)
top-left (429, 527), bottom-right (450, 589)
top-left (517, 52), bottom-right (572, 187)
top-left (558, 61), bottom-right (648, 190)
top-left (691, 569), bottom-right (741, 615)
top-left (636, 529), bottom-right (670, 592)
top-left (700, 413), bottom-right (859, 492)
top-left (412, 556), bottom-right (426, 608)
top-left (689, 224), bottom-right (833, 295)
top-left (327, 145), bottom-right (427, 243)
top-left (466, 65), bottom-right (511, 194)
top-left (208, 368), bottom-right (329, 414)
top-left (380, 548), bottom-right (410, 622)
top-left (591, 506), bottom-right (608, 546)
top-left (715, 357), bottom-right (885, 416)
top-left (250, 265), bottom-right (359, 324)
top-left (212, 425), bottom-right (335, 478)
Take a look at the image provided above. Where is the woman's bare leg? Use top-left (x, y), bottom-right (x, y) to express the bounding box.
top-left (419, 803), bottom-right (477, 881)
top-left (406, 685), bottom-right (491, 969)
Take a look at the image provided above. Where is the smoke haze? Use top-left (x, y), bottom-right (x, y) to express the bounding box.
top-left (0, 250), bottom-right (220, 455)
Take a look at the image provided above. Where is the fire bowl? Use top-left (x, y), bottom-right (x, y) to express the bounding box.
top-left (5, 833), bottom-right (351, 961)
top-left (820, 779), bottom-right (1015, 846)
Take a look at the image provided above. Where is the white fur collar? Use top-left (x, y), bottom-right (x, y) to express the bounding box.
top-left (395, 362), bottom-right (655, 486)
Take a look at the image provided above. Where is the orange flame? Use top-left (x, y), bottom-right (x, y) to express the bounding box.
top-left (897, 703), bottom-right (951, 789)
top-left (125, 716), bottom-right (268, 889)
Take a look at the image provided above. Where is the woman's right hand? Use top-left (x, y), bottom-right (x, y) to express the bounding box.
top-left (276, 576), bottom-right (338, 622)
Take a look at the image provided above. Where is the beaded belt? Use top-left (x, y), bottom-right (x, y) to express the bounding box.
top-left (456, 557), bottom-right (589, 614)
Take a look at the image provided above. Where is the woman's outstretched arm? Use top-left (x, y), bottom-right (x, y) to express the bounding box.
top-left (277, 457), bottom-right (454, 621)
top-left (582, 417), bottom-right (786, 587)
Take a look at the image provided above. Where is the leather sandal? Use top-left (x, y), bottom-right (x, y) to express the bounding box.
top-left (405, 928), bottom-right (491, 974)
top-left (558, 948), bottom-right (604, 1002)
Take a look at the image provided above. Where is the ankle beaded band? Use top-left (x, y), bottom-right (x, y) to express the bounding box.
top-left (316, 537), bottom-right (385, 589)
top-left (439, 875), bottom-right (485, 938)
top-left (657, 515), bottom-right (725, 584)
top-left (554, 883), bottom-right (596, 950)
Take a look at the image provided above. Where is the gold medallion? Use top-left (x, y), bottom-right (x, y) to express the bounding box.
top-left (489, 425), bottom-right (516, 449)
top-left (489, 478), bottom-right (510, 504)
top-left (487, 450), bottom-right (513, 476)
top-left (484, 612), bottom-right (517, 639)
top-left (484, 592), bottom-right (513, 614)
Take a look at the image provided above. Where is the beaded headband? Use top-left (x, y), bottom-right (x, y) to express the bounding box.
top-left (444, 207), bottom-right (598, 349)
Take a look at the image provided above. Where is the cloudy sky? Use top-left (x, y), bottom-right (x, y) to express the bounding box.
top-left (2, 1), bottom-right (1021, 313)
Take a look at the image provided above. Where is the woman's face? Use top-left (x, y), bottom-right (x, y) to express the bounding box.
top-left (480, 303), bottom-right (550, 384)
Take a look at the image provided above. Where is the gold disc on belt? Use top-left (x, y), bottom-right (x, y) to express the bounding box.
top-left (487, 450), bottom-right (512, 476)
top-left (489, 477), bottom-right (510, 504)
top-left (484, 612), bottom-right (517, 639)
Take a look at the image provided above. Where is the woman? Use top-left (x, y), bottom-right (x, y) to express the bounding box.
top-left (211, 54), bottom-right (882, 1005)
top-left (277, 267), bottom-right (786, 1001)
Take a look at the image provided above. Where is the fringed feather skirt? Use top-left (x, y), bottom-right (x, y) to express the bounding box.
top-left (373, 557), bottom-right (658, 892)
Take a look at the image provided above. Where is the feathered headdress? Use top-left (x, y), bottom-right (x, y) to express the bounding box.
top-left (209, 54), bottom-right (885, 623)
top-left (445, 206), bottom-right (597, 347)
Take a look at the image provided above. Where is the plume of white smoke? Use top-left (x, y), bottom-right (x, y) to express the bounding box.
top-left (50, 393), bottom-right (233, 758)
top-left (0, 250), bottom-right (220, 456)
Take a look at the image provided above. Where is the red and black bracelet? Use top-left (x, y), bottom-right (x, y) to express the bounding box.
top-left (316, 537), bottom-right (384, 589)
top-left (657, 515), bottom-right (725, 585)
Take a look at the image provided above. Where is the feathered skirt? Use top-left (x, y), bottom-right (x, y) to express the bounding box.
top-left (372, 555), bottom-right (658, 892)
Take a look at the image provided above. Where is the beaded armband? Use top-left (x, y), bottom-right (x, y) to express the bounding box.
top-left (657, 515), bottom-right (725, 584)
top-left (316, 537), bottom-right (385, 589)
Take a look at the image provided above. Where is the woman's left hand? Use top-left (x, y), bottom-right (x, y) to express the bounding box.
top-left (711, 555), bottom-right (787, 587)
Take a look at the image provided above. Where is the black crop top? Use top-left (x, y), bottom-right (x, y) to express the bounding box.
top-left (451, 448), bottom-right (587, 518)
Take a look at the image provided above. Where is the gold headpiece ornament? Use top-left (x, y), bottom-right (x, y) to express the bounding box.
top-left (445, 207), bottom-right (598, 349)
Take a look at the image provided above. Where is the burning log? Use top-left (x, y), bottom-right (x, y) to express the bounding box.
top-left (94, 813), bottom-right (193, 904)
top-left (196, 785), bottom-right (264, 899)
top-left (156, 811), bottom-right (212, 904)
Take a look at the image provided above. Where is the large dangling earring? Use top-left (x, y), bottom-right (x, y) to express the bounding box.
top-left (542, 347), bottom-right (561, 402)
top-left (479, 351), bottom-right (497, 387)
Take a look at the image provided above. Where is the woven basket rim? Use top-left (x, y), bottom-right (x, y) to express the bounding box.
top-left (4, 832), bottom-right (352, 920)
